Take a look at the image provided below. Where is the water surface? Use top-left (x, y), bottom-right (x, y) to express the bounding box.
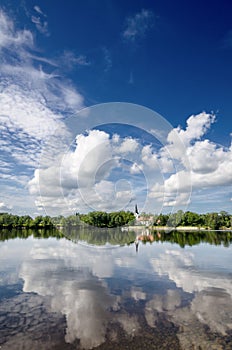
top-left (0, 228), bottom-right (232, 349)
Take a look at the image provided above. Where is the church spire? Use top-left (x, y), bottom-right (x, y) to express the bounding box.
top-left (135, 204), bottom-right (139, 215)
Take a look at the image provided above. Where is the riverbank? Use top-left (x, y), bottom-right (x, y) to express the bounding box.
top-left (124, 225), bottom-right (232, 231)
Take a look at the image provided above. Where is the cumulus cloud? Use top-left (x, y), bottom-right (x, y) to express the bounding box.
top-left (116, 137), bottom-right (139, 154)
top-left (28, 108), bottom-right (232, 215)
top-left (149, 112), bottom-right (232, 208)
top-left (28, 129), bottom-right (140, 214)
top-left (130, 162), bottom-right (143, 174)
top-left (123, 9), bottom-right (154, 41)
top-left (141, 144), bottom-right (174, 173)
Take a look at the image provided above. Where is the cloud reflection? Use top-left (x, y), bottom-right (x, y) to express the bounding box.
top-left (18, 239), bottom-right (143, 348)
top-left (149, 247), bottom-right (232, 348)
top-left (1, 237), bottom-right (232, 349)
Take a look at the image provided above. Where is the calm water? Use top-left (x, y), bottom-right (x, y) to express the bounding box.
top-left (0, 228), bottom-right (232, 349)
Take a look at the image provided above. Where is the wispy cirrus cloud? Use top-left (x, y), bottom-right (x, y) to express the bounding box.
top-left (31, 5), bottom-right (49, 36)
top-left (102, 47), bottom-right (112, 72)
top-left (0, 10), bottom-right (33, 49)
top-left (123, 9), bottom-right (154, 42)
top-left (60, 50), bottom-right (91, 71)
top-left (34, 5), bottom-right (46, 17)
top-left (0, 8), bottom-right (84, 214)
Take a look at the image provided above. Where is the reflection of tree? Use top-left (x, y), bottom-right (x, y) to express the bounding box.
top-left (64, 226), bottom-right (136, 246)
top-left (1, 227), bottom-right (232, 248)
top-left (151, 230), bottom-right (232, 248)
top-left (0, 228), bottom-right (64, 242)
top-left (125, 230), bottom-right (232, 249)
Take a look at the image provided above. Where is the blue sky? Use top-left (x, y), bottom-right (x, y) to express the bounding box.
top-left (0, 0), bottom-right (231, 216)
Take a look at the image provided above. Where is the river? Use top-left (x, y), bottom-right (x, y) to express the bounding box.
top-left (0, 228), bottom-right (232, 349)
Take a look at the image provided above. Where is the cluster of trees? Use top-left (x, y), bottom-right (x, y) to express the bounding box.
top-left (52, 214), bottom-right (81, 227)
top-left (153, 210), bottom-right (232, 230)
top-left (79, 211), bottom-right (135, 228)
top-left (0, 213), bottom-right (54, 228)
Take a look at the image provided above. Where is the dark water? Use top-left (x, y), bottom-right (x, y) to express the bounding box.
top-left (0, 228), bottom-right (232, 349)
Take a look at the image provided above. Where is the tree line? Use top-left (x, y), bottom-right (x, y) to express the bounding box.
top-left (0, 211), bottom-right (135, 228)
top-left (0, 214), bottom-right (54, 228)
top-left (0, 210), bottom-right (231, 229)
top-left (153, 210), bottom-right (231, 230)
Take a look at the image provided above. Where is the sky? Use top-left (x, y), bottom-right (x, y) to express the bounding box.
top-left (0, 0), bottom-right (231, 216)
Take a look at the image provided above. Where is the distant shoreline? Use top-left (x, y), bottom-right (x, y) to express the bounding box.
top-left (125, 225), bottom-right (232, 232)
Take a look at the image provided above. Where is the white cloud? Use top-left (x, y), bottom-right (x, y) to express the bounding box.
top-left (31, 15), bottom-right (49, 36)
top-left (141, 145), bottom-right (159, 169)
top-left (165, 112), bottom-right (215, 163)
top-left (116, 137), bottom-right (139, 154)
top-left (34, 6), bottom-right (46, 17)
top-left (0, 9), bottom-right (84, 214)
top-left (0, 201), bottom-right (12, 211)
top-left (64, 129), bottom-right (112, 187)
top-left (130, 162), bottom-right (143, 174)
top-left (28, 110), bottom-right (232, 214)
top-left (0, 10), bottom-right (33, 49)
top-left (167, 112), bottom-right (215, 147)
top-left (160, 142), bottom-right (232, 199)
top-left (186, 139), bottom-right (224, 174)
top-left (29, 129), bottom-right (139, 214)
top-left (148, 112), bottom-right (231, 208)
top-left (61, 50), bottom-right (90, 70)
top-left (141, 144), bottom-right (174, 172)
top-left (1, 6), bottom-right (231, 216)
top-left (31, 5), bottom-right (49, 36)
top-left (123, 9), bottom-right (154, 41)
